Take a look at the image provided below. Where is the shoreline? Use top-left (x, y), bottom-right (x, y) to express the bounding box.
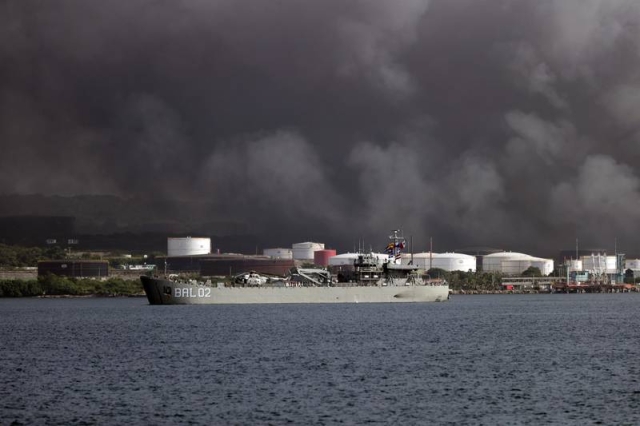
top-left (34, 293), bottom-right (147, 299)
top-left (3, 291), bottom-right (637, 299)
top-left (451, 289), bottom-right (639, 295)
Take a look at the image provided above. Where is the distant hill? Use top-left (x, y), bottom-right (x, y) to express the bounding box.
top-left (0, 194), bottom-right (250, 236)
top-left (0, 194), bottom-right (262, 253)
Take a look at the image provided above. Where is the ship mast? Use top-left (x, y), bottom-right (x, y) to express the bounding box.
top-left (388, 229), bottom-right (404, 264)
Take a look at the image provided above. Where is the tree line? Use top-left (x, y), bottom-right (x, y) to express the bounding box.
top-left (0, 243), bottom-right (160, 269)
top-left (0, 244), bottom-right (67, 267)
top-left (0, 275), bottom-right (144, 297)
top-left (427, 268), bottom-right (507, 292)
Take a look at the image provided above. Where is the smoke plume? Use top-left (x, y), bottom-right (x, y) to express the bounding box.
top-left (3, 0), bottom-right (640, 255)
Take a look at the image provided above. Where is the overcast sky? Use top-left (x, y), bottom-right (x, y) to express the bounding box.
top-left (2, 0), bottom-right (640, 255)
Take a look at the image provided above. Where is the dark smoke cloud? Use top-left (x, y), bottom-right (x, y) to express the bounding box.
top-left (3, 0), bottom-right (640, 255)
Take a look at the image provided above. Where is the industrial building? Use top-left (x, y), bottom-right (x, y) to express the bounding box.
top-left (155, 253), bottom-right (297, 276)
top-left (558, 248), bottom-right (607, 264)
top-left (581, 254), bottom-right (619, 274)
top-left (38, 260), bottom-right (109, 278)
top-left (200, 257), bottom-right (295, 277)
top-left (575, 253), bottom-right (624, 282)
top-left (154, 255), bottom-right (210, 273)
top-left (558, 252), bottom-right (621, 272)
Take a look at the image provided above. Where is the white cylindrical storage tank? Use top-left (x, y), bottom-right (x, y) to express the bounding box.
top-left (292, 242), bottom-right (324, 260)
top-left (483, 252), bottom-right (528, 273)
top-left (167, 237), bottom-right (211, 257)
top-left (484, 252), bottom-right (551, 275)
top-left (582, 254), bottom-right (617, 274)
top-left (328, 253), bottom-right (359, 266)
top-left (530, 258), bottom-right (554, 276)
top-left (501, 258), bottom-right (533, 275)
top-left (401, 252), bottom-right (435, 270)
top-left (566, 259), bottom-right (583, 272)
top-left (433, 253), bottom-right (477, 272)
top-left (372, 253), bottom-right (392, 266)
top-left (263, 248), bottom-right (293, 259)
top-left (625, 259), bottom-right (640, 270)
top-left (581, 254), bottom-right (599, 272)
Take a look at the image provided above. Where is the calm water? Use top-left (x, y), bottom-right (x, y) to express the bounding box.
top-left (1, 294), bottom-right (639, 425)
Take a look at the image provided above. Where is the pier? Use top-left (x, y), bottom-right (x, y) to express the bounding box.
top-left (500, 276), bottom-right (564, 292)
top-left (500, 276), bottom-right (638, 293)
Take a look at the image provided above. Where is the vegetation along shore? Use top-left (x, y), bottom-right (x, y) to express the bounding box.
top-left (0, 275), bottom-right (144, 298)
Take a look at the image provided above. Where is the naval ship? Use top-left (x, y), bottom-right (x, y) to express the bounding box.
top-left (140, 231), bottom-right (449, 304)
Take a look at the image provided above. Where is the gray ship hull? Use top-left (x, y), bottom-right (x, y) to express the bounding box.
top-left (141, 276), bottom-right (449, 304)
